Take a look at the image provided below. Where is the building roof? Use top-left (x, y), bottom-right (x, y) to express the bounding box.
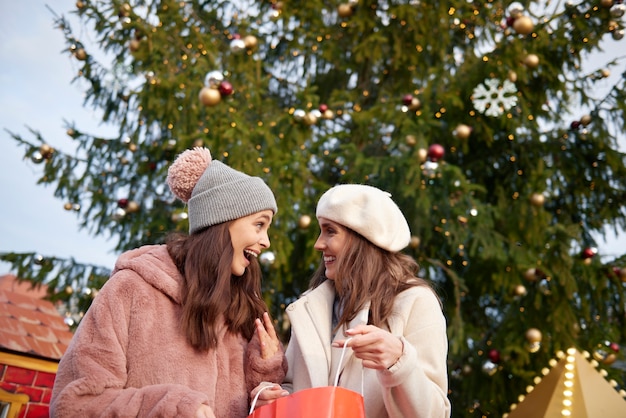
top-left (0, 274), bottom-right (73, 361)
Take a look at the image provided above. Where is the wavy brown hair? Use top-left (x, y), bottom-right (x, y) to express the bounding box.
top-left (166, 223), bottom-right (268, 351)
top-left (310, 229), bottom-right (436, 332)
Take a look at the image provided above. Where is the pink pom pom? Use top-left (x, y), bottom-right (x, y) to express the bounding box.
top-left (167, 147), bottom-right (212, 202)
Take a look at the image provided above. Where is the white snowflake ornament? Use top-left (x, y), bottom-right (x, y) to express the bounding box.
top-left (472, 78), bottom-right (518, 117)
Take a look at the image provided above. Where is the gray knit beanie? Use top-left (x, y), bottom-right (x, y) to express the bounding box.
top-left (167, 147), bottom-right (277, 234)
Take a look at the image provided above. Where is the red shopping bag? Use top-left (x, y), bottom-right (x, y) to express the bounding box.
top-left (248, 338), bottom-right (365, 418)
top-left (247, 385), bottom-right (365, 418)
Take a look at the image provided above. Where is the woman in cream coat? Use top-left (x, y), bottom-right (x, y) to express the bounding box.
top-left (252, 184), bottom-right (451, 418)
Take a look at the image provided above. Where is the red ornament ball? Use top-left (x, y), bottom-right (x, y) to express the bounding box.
top-left (427, 144), bottom-right (445, 162)
top-left (218, 81), bottom-right (234, 96)
top-left (582, 247), bottom-right (597, 259)
top-left (319, 103), bottom-right (329, 113)
top-left (117, 198), bottom-right (129, 208)
top-left (402, 94), bottom-right (414, 106)
top-left (488, 349), bottom-right (501, 363)
top-left (609, 342), bottom-right (620, 353)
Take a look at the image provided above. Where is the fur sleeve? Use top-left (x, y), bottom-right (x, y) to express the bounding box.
top-left (50, 270), bottom-right (210, 418)
top-left (244, 332), bottom-right (288, 393)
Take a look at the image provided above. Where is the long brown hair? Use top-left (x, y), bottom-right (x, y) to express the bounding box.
top-left (167, 223), bottom-right (268, 351)
top-left (310, 230), bottom-right (435, 332)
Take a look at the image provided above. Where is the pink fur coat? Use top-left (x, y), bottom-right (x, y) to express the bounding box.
top-left (50, 245), bottom-right (286, 417)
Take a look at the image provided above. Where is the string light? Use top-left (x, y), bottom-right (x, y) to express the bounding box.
top-left (560, 348), bottom-right (577, 416)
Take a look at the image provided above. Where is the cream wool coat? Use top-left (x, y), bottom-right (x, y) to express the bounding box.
top-left (283, 280), bottom-right (451, 418)
top-left (50, 245), bottom-right (287, 418)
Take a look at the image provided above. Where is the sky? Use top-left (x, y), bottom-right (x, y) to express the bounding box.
top-left (1, 1), bottom-right (625, 277)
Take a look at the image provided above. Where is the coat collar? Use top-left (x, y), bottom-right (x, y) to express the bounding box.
top-left (291, 281), bottom-right (371, 386)
top-left (330, 298), bottom-right (369, 385)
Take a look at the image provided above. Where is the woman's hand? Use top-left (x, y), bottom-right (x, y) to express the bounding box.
top-left (195, 404), bottom-right (216, 418)
top-left (255, 312), bottom-right (281, 359)
top-left (250, 382), bottom-right (290, 410)
top-left (332, 324), bottom-right (404, 370)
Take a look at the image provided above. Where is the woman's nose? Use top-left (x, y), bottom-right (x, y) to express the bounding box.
top-left (260, 232), bottom-right (270, 248)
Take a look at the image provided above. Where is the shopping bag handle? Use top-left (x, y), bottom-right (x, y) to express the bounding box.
top-left (333, 337), bottom-right (364, 396)
top-left (333, 337), bottom-right (352, 387)
top-left (249, 383), bottom-right (275, 415)
top-left (248, 338), bottom-right (354, 414)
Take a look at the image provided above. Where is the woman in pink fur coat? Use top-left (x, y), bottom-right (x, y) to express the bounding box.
top-left (51, 147), bottom-right (287, 418)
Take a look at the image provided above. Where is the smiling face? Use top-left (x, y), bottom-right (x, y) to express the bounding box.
top-left (228, 210), bottom-right (273, 276)
top-left (314, 217), bottom-right (350, 280)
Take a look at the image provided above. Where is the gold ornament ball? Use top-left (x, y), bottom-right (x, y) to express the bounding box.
top-left (453, 124), bottom-right (472, 140)
top-left (507, 70), bottom-right (518, 83)
top-left (129, 39), bottom-right (141, 52)
top-left (40, 144), bottom-right (54, 159)
top-left (514, 284), bottom-right (527, 296)
top-left (417, 148), bottom-right (428, 163)
top-left (613, 29), bottom-right (625, 41)
top-left (405, 135), bottom-right (417, 147)
top-left (529, 193), bottom-right (545, 207)
top-left (523, 53), bottom-right (539, 69)
top-left (119, 3), bottom-right (132, 17)
top-left (74, 48), bottom-right (87, 61)
top-left (619, 267), bottom-right (626, 282)
top-left (199, 87), bottom-right (222, 106)
top-left (76, 1), bottom-right (85, 9)
top-left (243, 35), bottom-right (258, 50)
top-left (63, 202), bottom-right (73, 211)
top-left (462, 364), bottom-right (472, 375)
top-left (337, 3), bottom-right (353, 18)
top-left (193, 139), bottom-right (205, 148)
top-left (525, 328), bottom-right (542, 343)
top-left (513, 16), bottom-right (534, 35)
top-left (601, 68), bottom-right (611, 78)
top-left (408, 97), bottom-right (421, 111)
top-left (302, 112), bottom-right (318, 126)
top-left (523, 268), bottom-right (538, 282)
top-left (126, 200), bottom-right (140, 213)
top-left (322, 109), bottom-right (335, 120)
top-left (601, 0), bottom-right (614, 7)
top-left (409, 236), bottom-right (421, 249)
top-left (603, 353), bottom-right (617, 365)
top-left (580, 114), bottom-right (592, 126)
top-left (508, 3), bottom-right (524, 18)
top-left (298, 215), bottom-right (312, 229)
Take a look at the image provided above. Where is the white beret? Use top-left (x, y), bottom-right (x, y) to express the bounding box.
top-left (316, 184), bottom-right (411, 252)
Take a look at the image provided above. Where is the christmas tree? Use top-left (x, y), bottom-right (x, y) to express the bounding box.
top-left (3, 0), bottom-right (626, 415)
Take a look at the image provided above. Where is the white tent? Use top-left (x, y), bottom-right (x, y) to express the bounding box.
top-left (505, 348), bottom-right (626, 418)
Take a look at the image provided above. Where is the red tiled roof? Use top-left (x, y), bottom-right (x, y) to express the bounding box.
top-left (0, 274), bottom-right (73, 361)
